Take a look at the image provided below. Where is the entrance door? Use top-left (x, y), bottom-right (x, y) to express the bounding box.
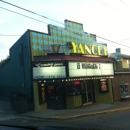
top-left (46, 82), bottom-right (66, 109)
top-left (81, 81), bottom-right (93, 104)
top-left (87, 81), bottom-right (93, 103)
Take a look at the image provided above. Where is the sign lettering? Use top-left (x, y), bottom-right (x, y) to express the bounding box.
top-left (82, 63), bottom-right (98, 69)
top-left (34, 62), bottom-right (64, 67)
top-left (50, 42), bottom-right (108, 56)
top-left (71, 42), bottom-right (108, 56)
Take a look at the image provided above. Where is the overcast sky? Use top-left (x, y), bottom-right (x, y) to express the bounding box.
top-left (1, 0), bottom-right (130, 60)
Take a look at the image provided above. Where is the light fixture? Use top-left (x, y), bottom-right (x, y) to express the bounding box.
top-left (110, 76), bottom-right (114, 78)
top-left (39, 81), bottom-right (41, 82)
top-left (44, 80), bottom-right (46, 82)
top-left (53, 80), bottom-right (55, 82)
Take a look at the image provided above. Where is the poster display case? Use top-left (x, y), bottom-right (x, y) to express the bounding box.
top-left (119, 83), bottom-right (130, 98)
top-left (38, 82), bottom-right (46, 104)
top-left (99, 79), bottom-right (109, 93)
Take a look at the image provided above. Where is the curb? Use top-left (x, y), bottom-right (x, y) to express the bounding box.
top-left (22, 107), bottom-right (130, 121)
top-left (47, 107), bottom-right (130, 120)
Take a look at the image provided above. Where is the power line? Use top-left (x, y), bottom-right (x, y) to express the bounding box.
top-left (0, 31), bottom-right (129, 48)
top-left (116, 38), bottom-right (130, 42)
top-left (98, 40), bottom-right (130, 52)
top-left (100, 0), bottom-right (118, 10)
top-left (0, 7), bottom-right (48, 25)
top-left (1, 0), bottom-right (130, 49)
top-left (95, 0), bottom-right (119, 11)
top-left (96, 35), bottom-right (130, 48)
top-left (99, 37), bottom-right (130, 42)
top-left (0, 5), bottom-right (86, 37)
top-left (2, 0), bottom-right (129, 44)
top-left (95, 0), bottom-right (109, 7)
top-left (0, 0), bottom-right (129, 37)
top-left (0, 0), bottom-right (65, 26)
top-left (120, 0), bottom-right (127, 5)
top-left (0, 34), bottom-right (21, 36)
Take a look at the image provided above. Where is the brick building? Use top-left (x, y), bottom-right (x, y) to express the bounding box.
top-left (110, 48), bottom-right (130, 102)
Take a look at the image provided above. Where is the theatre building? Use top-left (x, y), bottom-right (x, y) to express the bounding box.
top-left (0, 20), bottom-right (114, 111)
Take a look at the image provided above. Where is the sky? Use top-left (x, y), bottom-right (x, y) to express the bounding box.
top-left (1, 0), bottom-right (130, 60)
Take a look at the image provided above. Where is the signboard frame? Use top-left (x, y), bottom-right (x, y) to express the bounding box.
top-left (32, 61), bottom-right (66, 80)
top-left (68, 61), bottom-right (114, 78)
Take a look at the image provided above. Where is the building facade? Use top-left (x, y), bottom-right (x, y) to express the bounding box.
top-left (110, 48), bottom-right (130, 102)
top-left (0, 20), bottom-right (114, 111)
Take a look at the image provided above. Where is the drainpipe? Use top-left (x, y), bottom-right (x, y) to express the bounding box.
top-left (20, 44), bottom-right (27, 89)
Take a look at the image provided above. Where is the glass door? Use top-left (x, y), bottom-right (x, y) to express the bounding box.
top-left (47, 85), bottom-right (56, 109)
top-left (81, 82), bottom-right (87, 104)
top-left (55, 84), bottom-right (66, 109)
top-left (46, 82), bottom-right (66, 109)
top-left (81, 81), bottom-right (93, 105)
top-left (86, 81), bottom-right (93, 103)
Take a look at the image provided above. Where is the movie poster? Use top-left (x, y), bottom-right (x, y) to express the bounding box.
top-left (99, 79), bottom-right (109, 93)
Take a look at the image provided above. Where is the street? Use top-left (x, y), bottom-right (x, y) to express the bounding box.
top-left (0, 110), bottom-right (130, 130)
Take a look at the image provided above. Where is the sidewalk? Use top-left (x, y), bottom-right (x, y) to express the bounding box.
top-left (22, 101), bottom-right (130, 120)
top-left (0, 100), bottom-right (17, 121)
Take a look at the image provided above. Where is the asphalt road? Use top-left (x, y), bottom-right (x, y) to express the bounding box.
top-left (0, 110), bottom-right (130, 130)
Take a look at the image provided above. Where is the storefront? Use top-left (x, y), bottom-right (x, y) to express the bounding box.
top-left (32, 55), bottom-right (114, 111)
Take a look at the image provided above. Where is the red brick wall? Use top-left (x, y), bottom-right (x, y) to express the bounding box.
top-left (112, 74), bottom-right (130, 102)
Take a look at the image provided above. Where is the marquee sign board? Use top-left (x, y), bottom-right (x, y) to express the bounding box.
top-left (69, 62), bottom-right (114, 77)
top-left (33, 62), bottom-right (66, 79)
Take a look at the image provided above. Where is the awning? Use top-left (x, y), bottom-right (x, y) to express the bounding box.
top-left (33, 55), bottom-right (112, 62)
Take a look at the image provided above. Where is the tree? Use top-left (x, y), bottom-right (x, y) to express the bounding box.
top-left (0, 56), bottom-right (10, 67)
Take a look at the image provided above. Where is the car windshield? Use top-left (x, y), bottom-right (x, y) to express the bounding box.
top-left (0, 0), bottom-right (130, 130)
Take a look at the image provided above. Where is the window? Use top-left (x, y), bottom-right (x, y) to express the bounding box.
top-left (127, 60), bottom-right (130, 68)
top-left (66, 84), bottom-right (81, 96)
top-left (119, 83), bottom-right (130, 98)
